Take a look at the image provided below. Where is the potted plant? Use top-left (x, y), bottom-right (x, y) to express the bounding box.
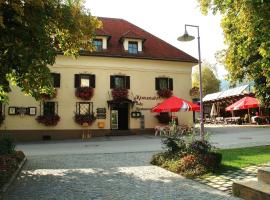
top-left (75, 87), bottom-right (94, 100)
top-left (111, 88), bottom-right (128, 100)
top-left (157, 89), bottom-right (172, 98)
top-left (74, 113), bottom-right (96, 126)
top-left (36, 115), bottom-right (60, 126)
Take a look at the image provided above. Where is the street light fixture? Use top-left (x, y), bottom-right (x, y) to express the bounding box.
top-left (177, 24), bottom-right (205, 140)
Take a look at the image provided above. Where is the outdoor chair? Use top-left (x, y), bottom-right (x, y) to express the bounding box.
top-left (216, 117), bottom-right (224, 124)
top-left (154, 126), bottom-right (170, 136)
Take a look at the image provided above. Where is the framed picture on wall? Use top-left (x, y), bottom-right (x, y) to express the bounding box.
top-left (8, 107), bottom-right (16, 115)
top-left (29, 107), bottom-right (36, 116)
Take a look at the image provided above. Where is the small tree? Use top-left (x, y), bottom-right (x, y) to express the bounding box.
top-left (0, 0), bottom-right (101, 102)
top-left (192, 62), bottom-right (220, 97)
top-left (198, 0), bottom-right (270, 107)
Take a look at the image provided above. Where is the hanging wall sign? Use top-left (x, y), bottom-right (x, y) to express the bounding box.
top-left (29, 107), bottom-right (37, 116)
top-left (96, 108), bottom-right (106, 119)
top-left (16, 107), bottom-right (28, 115)
top-left (8, 106), bottom-right (37, 116)
top-left (131, 111), bottom-right (142, 118)
top-left (8, 107), bottom-right (16, 115)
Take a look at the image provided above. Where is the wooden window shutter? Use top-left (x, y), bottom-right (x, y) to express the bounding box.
top-left (155, 78), bottom-right (160, 90)
top-left (90, 74), bottom-right (96, 88)
top-left (126, 76), bottom-right (130, 89)
top-left (110, 76), bottom-right (115, 89)
top-left (74, 74), bottom-right (80, 88)
top-left (53, 73), bottom-right (61, 88)
top-left (169, 78), bottom-right (173, 90)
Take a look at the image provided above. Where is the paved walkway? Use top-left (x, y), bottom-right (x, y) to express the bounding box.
top-left (195, 163), bottom-right (270, 194)
top-left (4, 152), bottom-right (239, 200)
top-left (16, 126), bottom-right (270, 156)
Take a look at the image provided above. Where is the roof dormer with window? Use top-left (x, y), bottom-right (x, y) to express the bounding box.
top-left (120, 31), bottom-right (145, 54)
top-left (93, 29), bottom-right (111, 51)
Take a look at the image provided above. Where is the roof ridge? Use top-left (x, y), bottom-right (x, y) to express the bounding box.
top-left (97, 16), bottom-right (124, 21)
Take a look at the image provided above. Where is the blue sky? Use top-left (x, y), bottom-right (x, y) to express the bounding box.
top-left (85, 0), bottom-right (227, 79)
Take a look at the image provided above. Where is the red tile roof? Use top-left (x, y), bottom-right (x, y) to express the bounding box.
top-left (86, 17), bottom-right (198, 63)
top-left (120, 30), bottom-right (146, 41)
top-left (95, 28), bottom-right (111, 37)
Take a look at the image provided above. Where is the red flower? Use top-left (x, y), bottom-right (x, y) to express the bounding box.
top-left (36, 115), bottom-right (60, 126)
top-left (111, 88), bottom-right (128, 100)
top-left (75, 87), bottom-right (94, 100)
top-left (74, 114), bottom-right (96, 126)
top-left (157, 89), bottom-right (172, 98)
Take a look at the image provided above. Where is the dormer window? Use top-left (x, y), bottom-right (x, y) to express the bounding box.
top-left (93, 39), bottom-right (103, 52)
top-left (128, 41), bottom-right (138, 54)
top-left (120, 31), bottom-right (145, 54)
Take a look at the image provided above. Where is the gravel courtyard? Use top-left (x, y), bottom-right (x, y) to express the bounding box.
top-left (4, 152), bottom-right (239, 200)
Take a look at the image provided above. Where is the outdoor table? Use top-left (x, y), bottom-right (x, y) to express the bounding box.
top-left (225, 117), bottom-right (240, 124)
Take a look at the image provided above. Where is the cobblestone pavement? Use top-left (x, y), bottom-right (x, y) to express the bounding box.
top-left (4, 152), bottom-right (239, 200)
top-left (194, 163), bottom-right (270, 194)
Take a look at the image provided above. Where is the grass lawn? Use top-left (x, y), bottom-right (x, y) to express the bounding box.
top-left (217, 145), bottom-right (270, 170)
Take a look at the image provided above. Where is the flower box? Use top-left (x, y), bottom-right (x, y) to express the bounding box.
top-left (111, 88), bottom-right (128, 100)
top-left (74, 114), bottom-right (96, 126)
top-left (36, 115), bottom-right (60, 126)
top-left (157, 89), bottom-right (172, 98)
top-left (75, 87), bottom-right (94, 100)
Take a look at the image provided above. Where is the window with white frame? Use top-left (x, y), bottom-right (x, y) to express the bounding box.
top-left (76, 102), bottom-right (94, 115)
top-left (155, 77), bottom-right (173, 90)
top-left (93, 39), bottom-right (103, 52)
top-left (128, 41), bottom-right (138, 54)
top-left (74, 74), bottom-right (96, 88)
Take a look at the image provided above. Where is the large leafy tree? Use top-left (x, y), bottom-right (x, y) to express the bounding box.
top-left (192, 62), bottom-right (221, 97)
top-left (0, 0), bottom-right (101, 102)
top-left (199, 0), bottom-right (270, 106)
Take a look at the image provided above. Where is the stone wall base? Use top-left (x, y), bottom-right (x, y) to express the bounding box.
top-left (0, 129), bottom-right (155, 142)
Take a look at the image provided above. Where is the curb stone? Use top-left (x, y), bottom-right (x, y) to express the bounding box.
top-left (0, 157), bottom-right (27, 200)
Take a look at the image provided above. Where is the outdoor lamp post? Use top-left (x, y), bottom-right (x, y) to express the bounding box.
top-left (177, 24), bottom-right (205, 140)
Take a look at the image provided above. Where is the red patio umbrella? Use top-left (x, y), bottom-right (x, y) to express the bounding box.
top-left (152, 96), bottom-right (200, 112)
top-left (225, 96), bottom-right (260, 111)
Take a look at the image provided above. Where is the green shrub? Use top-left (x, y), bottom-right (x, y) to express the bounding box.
top-left (0, 134), bottom-right (15, 155)
top-left (150, 153), bottom-right (169, 166)
top-left (178, 155), bottom-right (207, 177)
top-left (14, 151), bottom-right (25, 162)
top-left (187, 140), bottom-right (212, 155)
top-left (162, 159), bottom-right (181, 173)
top-left (162, 136), bottom-right (187, 156)
top-left (255, 117), bottom-right (265, 125)
top-left (203, 152), bottom-right (222, 171)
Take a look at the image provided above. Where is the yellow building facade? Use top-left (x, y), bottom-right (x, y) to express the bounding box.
top-left (0, 17), bottom-right (197, 141)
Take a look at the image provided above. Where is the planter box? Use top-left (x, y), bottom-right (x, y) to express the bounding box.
top-left (0, 157), bottom-right (27, 199)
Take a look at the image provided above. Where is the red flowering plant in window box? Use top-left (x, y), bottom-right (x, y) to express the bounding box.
top-left (111, 88), bottom-right (129, 100)
top-left (74, 114), bottom-right (96, 126)
top-left (40, 88), bottom-right (57, 100)
top-left (36, 115), bottom-right (60, 126)
top-left (157, 89), bottom-right (173, 98)
top-left (75, 87), bottom-right (94, 100)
